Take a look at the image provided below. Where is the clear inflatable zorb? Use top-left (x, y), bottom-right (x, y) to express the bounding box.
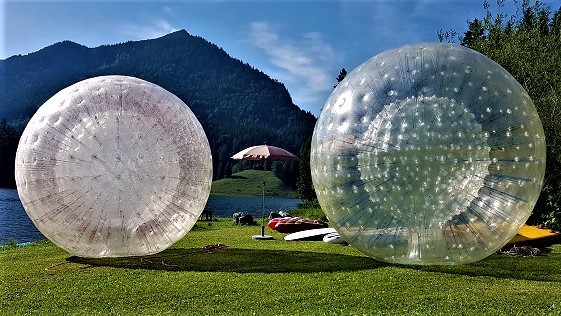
top-left (15, 76), bottom-right (213, 258)
top-left (311, 43), bottom-right (546, 265)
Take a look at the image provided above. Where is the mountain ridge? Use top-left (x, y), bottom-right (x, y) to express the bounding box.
top-left (0, 29), bottom-right (317, 186)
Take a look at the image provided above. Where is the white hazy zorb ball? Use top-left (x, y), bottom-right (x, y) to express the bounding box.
top-left (15, 76), bottom-right (213, 258)
top-left (311, 43), bottom-right (546, 265)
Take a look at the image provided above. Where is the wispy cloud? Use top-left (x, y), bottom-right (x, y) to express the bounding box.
top-left (249, 21), bottom-right (339, 110)
top-left (123, 18), bottom-right (179, 40)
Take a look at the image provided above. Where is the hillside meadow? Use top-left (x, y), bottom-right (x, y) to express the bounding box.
top-left (210, 170), bottom-right (298, 198)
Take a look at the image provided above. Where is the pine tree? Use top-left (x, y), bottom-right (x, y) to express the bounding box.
top-left (297, 137), bottom-right (317, 203)
top-left (333, 68), bottom-right (347, 88)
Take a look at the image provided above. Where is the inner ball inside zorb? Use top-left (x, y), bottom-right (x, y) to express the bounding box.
top-left (358, 96), bottom-right (491, 227)
top-left (311, 43), bottom-right (546, 265)
top-left (15, 76), bottom-right (213, 258)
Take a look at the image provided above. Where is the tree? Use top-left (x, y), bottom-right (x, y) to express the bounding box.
top-left (458, 0), bottom-right (561, 230)
top-left (0, 119), bottom-right (19, 188)
top-left (297, 137), bottom-right (317, 203)
top-left (224, 161), bottom-right (233, 178)
top-left (460, 18), bottom-right (485, 45)
top-left (333, 68), bottom-right (347, 88)
top-left (437, 29), bottom-right (459, 43)
top-left (295, 68), bottom-right (353, 203)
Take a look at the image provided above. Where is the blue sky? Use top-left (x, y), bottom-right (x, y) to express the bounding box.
top-left (2, 0), bottom-right (560, 116)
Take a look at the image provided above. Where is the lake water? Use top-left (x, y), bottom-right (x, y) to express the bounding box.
top-left (0, 188), bottom-right (43, 244)
top-left (0, 188), bottom-right (300, 244)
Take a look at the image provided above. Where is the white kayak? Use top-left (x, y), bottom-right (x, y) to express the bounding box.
top-left (284, 228), bottom-right (337, 241)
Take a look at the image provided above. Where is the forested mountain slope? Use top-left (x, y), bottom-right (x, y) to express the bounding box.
top-left (0, 30), bottom-right (317, 186)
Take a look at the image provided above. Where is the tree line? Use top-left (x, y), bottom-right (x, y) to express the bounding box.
top-left (440, 0), bottom-right (561, 230)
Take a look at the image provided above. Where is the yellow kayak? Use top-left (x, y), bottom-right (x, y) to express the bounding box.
top-left (508, 225), bottom-right (560, 244)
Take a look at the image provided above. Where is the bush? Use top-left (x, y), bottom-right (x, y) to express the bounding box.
top-left (290, 207), bottom-right (327, 222)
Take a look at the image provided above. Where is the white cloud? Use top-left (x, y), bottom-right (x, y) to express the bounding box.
top-left (123, 18), bottom-right (179, 40)
top-left (249, 21), bottom-right (339, 111)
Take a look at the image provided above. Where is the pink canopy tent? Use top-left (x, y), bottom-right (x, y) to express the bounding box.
top-left (231, 144), bottom-right (298, 239)
top-left (231, 145), bottom-right (298, 161)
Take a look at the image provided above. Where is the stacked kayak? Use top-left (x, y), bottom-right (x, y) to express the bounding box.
top-left (268, 217), bottom-right (328, 234)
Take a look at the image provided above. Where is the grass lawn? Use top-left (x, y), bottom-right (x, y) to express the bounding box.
top-left (210, 170), bottom-right (297, 198)
top-left (2, 219), bottom-right (561, 316)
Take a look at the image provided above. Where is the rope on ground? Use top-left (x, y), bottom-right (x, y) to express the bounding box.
top-left (140, 257), bottom-right (153, 264)
top-left (159, 244), bottom-right (229, 268)
top-left (202, 244), bottom-right (229, 254)
top-left (45, 244), bottom-right (230, 271)
top-left (499, 245), bottom-right (541, 257)
top-left (160, 261), bottom-right (182, 269)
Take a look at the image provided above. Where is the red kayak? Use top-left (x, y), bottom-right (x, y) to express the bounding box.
top-left (268, 217), bottom-right (294, 230)
top-left (274, 218), bottom-right (328, 234)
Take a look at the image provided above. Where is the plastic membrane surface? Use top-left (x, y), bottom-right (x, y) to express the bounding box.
top-left (311, 43), bottom-right (546, 265)
top-left (15, 76), bottom-right (212, 258)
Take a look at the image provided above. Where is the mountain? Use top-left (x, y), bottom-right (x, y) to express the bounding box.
top-left (0, 30), bottom-right (317, 187)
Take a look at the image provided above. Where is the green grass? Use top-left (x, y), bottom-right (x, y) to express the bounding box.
top-left (2, 219), bottom-right (561, 315)
top-left (210, 170), bottom-right (297, 198)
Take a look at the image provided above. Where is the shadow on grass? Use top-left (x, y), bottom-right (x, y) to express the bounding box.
top-left (408, 246), bottom-right (561, 283)
top-left (67, 247), bottom-right (385, 273)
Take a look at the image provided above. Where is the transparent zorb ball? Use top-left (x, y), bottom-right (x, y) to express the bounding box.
top-left (15, 76), bottom-right (213, 258)
top-left (311, 43), bottom-right (546, 265)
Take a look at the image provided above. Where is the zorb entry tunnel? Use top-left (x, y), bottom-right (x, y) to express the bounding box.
top-left (15, 76), bottom-right (213, 258)
top-left (311, 43), bottom-right (546, 265)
